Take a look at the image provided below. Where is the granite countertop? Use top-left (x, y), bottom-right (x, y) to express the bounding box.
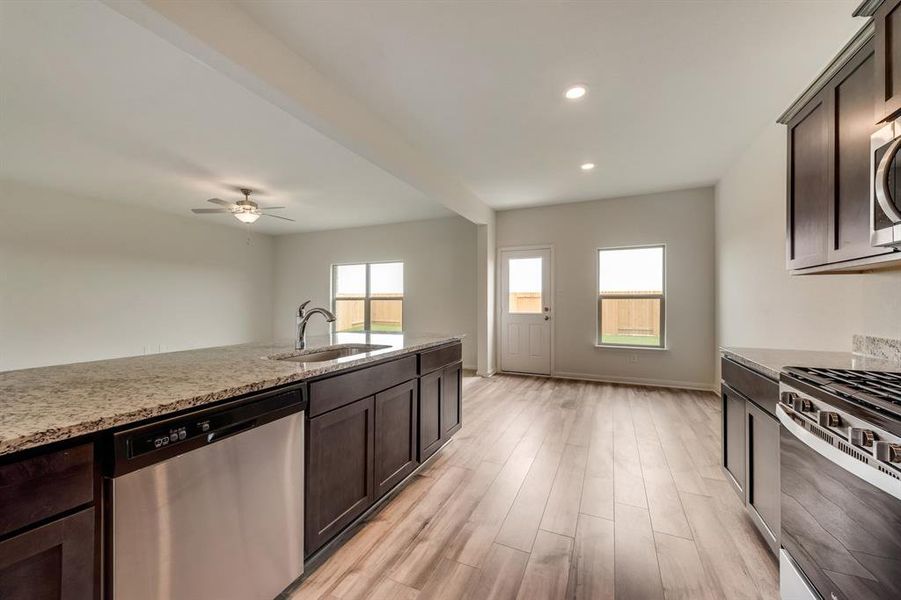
top-left (0, 332), bottom-right (462, 456)
top-left (721, 346), bottom-right (901, 381)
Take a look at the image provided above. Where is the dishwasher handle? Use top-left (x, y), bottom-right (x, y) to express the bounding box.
top-left (206, 419), bottom-right (256, 443)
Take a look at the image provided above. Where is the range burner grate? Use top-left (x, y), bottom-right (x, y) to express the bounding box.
top-left (784, 367), bottom-right (901, 419)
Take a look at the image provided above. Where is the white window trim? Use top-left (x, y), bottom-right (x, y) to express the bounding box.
top-left (331, 260), bottom-right (404, 334)
top-left (594, 244), bottom-right (668, 351)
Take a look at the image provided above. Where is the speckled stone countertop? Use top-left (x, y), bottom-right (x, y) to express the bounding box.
top-left (721, 346), bottom-right (901, 381)
top-left (0, 332), bottom-right (462, 456)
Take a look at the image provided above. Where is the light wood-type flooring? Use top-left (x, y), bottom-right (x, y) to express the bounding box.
top-left (290, 374), bottom-right (778, 600)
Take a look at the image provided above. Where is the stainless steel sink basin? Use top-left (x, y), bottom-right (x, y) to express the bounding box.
top-left (274, 344), bottom-right (391, 363)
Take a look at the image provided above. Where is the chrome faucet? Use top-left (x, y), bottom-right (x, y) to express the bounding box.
top-left (296, 300), bottom-right (336, 350)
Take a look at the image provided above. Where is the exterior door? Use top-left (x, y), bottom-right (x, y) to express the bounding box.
top-left (500, 248), bottom-right (552, 375)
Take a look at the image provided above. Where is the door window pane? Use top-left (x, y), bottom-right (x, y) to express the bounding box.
top-left (335, 264), bottom-right (366, 297)
top-left (508, 257), bottom-right (542, 314)
top-left (598, 297), bottom-right (662, 346)
top-left (334, 299), bottom-right (365, 333)
top-left (598, 247), bottom-right (663, 294)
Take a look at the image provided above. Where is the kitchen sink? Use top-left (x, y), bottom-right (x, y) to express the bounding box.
top-left (273, 344), bottom-right (391, 363)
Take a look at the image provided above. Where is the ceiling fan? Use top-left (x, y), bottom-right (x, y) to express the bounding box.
top-left (191, 188), bottom-right (294, 224)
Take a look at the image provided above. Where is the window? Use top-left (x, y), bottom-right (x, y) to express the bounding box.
top-left (332, 262), bottom-right (403, 333)
top-left (597, 245), bottom-right (665, 348)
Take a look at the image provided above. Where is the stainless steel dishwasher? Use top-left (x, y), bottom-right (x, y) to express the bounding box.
top-left (106, 385), bottom-right (305, 600)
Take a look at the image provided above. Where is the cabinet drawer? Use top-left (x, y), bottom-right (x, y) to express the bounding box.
top-left (0, 444), bottom-right (94, 537)
top-left (308, 355), bottom-right (416, 417)
top-left (418, 342), bottom-right (462, 375)
top-left (721, 358), bottom-right (779, 416)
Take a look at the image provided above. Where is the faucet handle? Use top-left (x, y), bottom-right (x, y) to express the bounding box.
top-left (298, 300), bottom-right (311, 317)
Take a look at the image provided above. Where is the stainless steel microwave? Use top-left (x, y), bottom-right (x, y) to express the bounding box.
top-left (871, 118), bottom-right (901, 247)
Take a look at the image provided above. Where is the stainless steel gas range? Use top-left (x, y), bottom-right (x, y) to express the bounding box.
top-left (778, 367), bottom-right (901, 600)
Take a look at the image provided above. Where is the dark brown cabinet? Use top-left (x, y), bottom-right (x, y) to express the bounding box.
top-left (721, 384), bottom-right (746, 494)
top-left (786, 40), bottom-right (891, 271)
top-left (305, 396), bottom-right (375, 556)
top-left (786, 89), bottom-right (831, 270)
top-left (419, 359), bottom-right (464, 462)
top-left (745, 401), bottom-right (780, 555)
top-left (0, 508), bottom-right (95, 600)
top-left (830, 42), bottom-right (893, 263)
top-left (418, 368), bottom-right (445, 462)
top-left (784, 30), bottom-right (899, 273)
top-left (374, 380), bottom-right (418, 499)
top-left (875, 0), bottom-right (901, 122)
top-left (721, 356), bottom-right (780, 557)
top-left (442, 361), bottom-right (463, 438)
top-left (0, 443), bottom-right (97, 599)
top-left (304, 343), bottom-right (464, 557)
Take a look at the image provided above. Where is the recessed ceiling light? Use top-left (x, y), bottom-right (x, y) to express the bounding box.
top-left (581, 162), bottom-right (595, 171)
top-left (564, 84), bottom-right (588, 100)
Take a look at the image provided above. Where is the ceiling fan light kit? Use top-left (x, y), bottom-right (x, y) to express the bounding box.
top-left (190, 187), bottom-right (293, 224)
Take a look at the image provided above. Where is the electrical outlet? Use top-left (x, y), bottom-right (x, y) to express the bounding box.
top-left (630, 353), bottom-right (638, 363)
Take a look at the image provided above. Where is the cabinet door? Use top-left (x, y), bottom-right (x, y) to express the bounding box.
top-left (830, 41), bottom-right (895, 263)
top-left (787, 89), bottom-right (832, 270)
top-left (876, 0), bottom-right (901, 122)
top-left (745, 401), bottom-right (780, 555)
top-left (0, 508), bottom-right (94, 600)
top-left (374, 380), bottom-right (418, 499)
top-left (721, 385), bottom-right (746, 496)
top-left (306, 396), bottom-right (374, 556)
top-left (442, 361), bottom-right (463, 438)
top-left (418, 368), bottom-right (444, 462)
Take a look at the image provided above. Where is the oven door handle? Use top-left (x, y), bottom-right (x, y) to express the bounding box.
top-left (875, 136), bottom-right (901, 224)
top-left (777, 405), bottom-right (901, 501)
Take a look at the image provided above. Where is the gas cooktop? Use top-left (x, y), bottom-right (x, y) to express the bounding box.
top-left (783, 366), bottom-right (901, 421)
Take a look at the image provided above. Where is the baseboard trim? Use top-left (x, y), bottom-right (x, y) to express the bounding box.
top-left (549, 370), bottom-right (716, 392)
top-left (475, 368), bottom-right (496, 378)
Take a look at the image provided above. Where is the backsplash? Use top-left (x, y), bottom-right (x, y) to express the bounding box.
top-left (852, 334), bottom-right (901, 364)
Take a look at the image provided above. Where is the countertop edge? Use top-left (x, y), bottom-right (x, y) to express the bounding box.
top-left (0, 335), bottom-right (463, 458)
top-left (720, 349), bottom-right (781, 381)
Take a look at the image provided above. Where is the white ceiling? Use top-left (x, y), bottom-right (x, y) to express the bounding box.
top-left (0, 1), bottom-right (452, 234)
top-left (237, 0), bottom-right (864, 209)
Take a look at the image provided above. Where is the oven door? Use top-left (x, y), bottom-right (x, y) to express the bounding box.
top-left (871, 121), bottom-right (901, 246)
top-left (778, 405), bottom-right (901, 600)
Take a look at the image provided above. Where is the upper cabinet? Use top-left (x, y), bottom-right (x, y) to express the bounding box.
top-left (875, 0), bottom-right (901, 122)
top-left (782, 16), bottom-right (900, 274)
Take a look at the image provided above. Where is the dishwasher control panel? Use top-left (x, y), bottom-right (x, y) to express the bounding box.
top-left (109, 385), bottom-right (305, 477)
top-left (130, 421), bottom-right (209, 457)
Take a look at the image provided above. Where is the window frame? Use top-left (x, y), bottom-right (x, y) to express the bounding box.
top-left (595, 244), bottom-right (667, 350)
top-left (330, 260), bottom-right (404, 334)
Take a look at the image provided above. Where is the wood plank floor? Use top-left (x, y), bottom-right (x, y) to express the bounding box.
top-left (290, 374), bottom-right (778, 600)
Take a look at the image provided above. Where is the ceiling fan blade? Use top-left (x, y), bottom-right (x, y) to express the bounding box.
top-left (191, 208), bottom-right (231, 214)
top-left (259, 206), bottom-right (286, 210)
top-left (207, 198), bottom-right (235, 207)
top-left (261, 213), bottom-right (295, 222)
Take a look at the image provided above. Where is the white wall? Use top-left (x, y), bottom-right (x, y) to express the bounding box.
top-left (0, 180), bottom-right (275, 371)
top-left (272, 217), bottom-right (479, 368)
top-left (496, 188), bottom-right (717, 390)
top-left (715, 123), bottom-right (901, 373)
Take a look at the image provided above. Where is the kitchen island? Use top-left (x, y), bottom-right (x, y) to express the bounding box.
top-left (0, 332), bottom-right (464, 600)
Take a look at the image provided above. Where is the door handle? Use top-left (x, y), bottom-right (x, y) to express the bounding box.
top-left (776, 406), bottom-right (900, 500)
top-left (544, 315), bottom-right (550, 321)
top-left (875, 136), bottom-right (901, 224)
